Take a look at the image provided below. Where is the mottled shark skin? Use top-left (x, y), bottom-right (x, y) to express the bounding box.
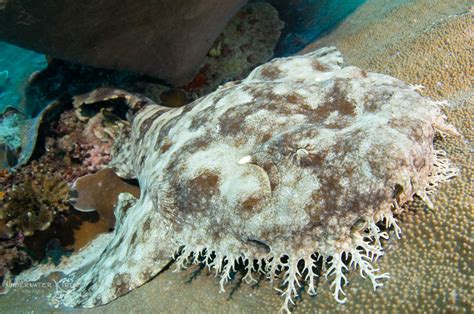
top-left (25, 47), bottom-right (458, 311)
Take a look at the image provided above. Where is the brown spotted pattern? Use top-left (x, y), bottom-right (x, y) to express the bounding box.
top-left (120, 49), bottom-right (446, 252)
top-left (47, 47), bottom-right (455, 309)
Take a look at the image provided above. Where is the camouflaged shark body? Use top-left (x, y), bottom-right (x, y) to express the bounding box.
top-left (26, 47), bottom-right (457, 311)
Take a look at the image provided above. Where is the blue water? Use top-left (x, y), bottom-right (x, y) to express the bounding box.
top-left (268, 0), bottom-right (367, 56)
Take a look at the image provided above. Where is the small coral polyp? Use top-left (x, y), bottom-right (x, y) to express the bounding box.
top-left (19, 47), bottom-right (457, 312)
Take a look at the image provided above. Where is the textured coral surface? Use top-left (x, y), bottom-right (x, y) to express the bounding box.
top-left (302, 0), bottom-right (472, 100)
top-left (188, 1), bottom-right (284, 95)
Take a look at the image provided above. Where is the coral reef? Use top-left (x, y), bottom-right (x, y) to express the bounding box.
top-left (0, 1), bottom-right (470, 313)
top-left (0, 171), bottom-right (69, 236)
top-left (16, 47), bottom-right (457, 312)
top-left (0, 99), bottom-right (63, 169)
top-left (185, 1), bottom-right (284, 95)
top-left (56, 109), bottom-right (119, 172)
top-left (46, 96), bottom-right (130, 175)
top-left (0, 235), bottom-right (32, 294)
top-left (0, 110), bottom-right (23, 151)
top-left (368, 12), bottom-right (472, 99)
top-left (0, 157), bottom-right (117, 263)
top-left (70, 168), bottom-right (140, 229)
top-left (0, 92), bottom-right (133, 269)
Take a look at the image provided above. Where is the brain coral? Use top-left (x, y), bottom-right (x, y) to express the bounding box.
top-left (17, 47), bottom-right (458, 312)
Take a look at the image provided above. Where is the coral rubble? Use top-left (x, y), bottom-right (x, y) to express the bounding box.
top-left (16, 47), bottom-right (457, 312)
